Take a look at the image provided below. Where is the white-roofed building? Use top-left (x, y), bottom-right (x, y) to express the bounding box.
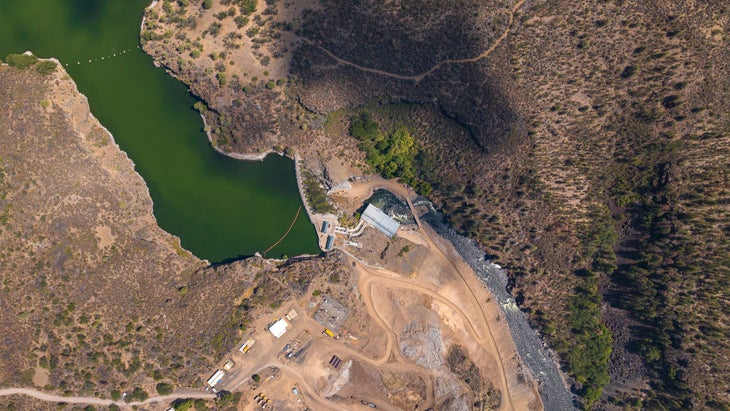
top-left (361, 204), bottom-right (400, 238)
top-left (207, 370), bottom-right (225, 387)
top-left (268, 318), bottom-right (289, 338)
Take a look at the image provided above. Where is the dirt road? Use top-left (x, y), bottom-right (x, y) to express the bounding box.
top-left (305, 0), bottom-right (526, 83)
top-left (342, 180), bottom-right (519, 409)
top-left (0, 387), bottom-right (215, 409)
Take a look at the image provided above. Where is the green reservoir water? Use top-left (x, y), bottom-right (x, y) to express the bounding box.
top-left (0, 0), bottom-right (319, 262)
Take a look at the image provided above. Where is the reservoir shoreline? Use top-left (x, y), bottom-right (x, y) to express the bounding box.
top-left (50, 56), bottom-right (207, 264)
top-left (0, 0), bottom-right (320, 262)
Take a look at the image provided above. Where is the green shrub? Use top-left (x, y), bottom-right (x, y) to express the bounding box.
top-left (239, 0), bottom-right (257, 15)
top-left (35, 60), bottom-right (57, 75)
top-left (216, 72), bottom-right (226, 86)
top-left (172, 398), bottom-right (194, 411)
top-left (129, 387), bottom-right (148, 402)
top-left (234, 15), bottom-right (249, 28)
top-left (193, 101), bottom-right (208, 113)
top-left (156, 382), bottom-right (174, 395)
top-left (194, 398), bottom-right (208, 410)
top-left (302, 170), bottom-right (335, 214)
top-left (5, 53), bottom-right (38, 69)
top-left (207, 22), bottom-right (222, 37)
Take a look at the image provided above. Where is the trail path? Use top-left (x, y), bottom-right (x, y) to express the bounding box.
top-left (306, 0), bottom-right (525, 82)
top-left (0, 387), bottom-right (215, 409)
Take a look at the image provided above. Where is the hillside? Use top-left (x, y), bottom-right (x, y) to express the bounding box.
top-left (0, 57), bottom-right (338, 409)
top-left (140, 0), bottom-right (729, 408)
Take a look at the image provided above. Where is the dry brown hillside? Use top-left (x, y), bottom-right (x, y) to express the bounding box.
top-left (0, 59), bottom-right (342, 409)
top-left (141, 0), bottom-right (729, 408)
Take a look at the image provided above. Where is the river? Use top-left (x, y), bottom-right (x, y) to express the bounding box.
top-left (0, 0), bottom-right (319, 262)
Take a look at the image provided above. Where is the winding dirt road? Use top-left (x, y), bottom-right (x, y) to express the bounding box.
top-left (305, 0), bottom-right (526, 83)
top-left (0, 387), bottom-right (215, 409)
top-left (339, 179), bottom-right (525, 410)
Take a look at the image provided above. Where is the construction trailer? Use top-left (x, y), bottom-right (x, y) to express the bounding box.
top-left (207, 370), bottom-right (225, 387)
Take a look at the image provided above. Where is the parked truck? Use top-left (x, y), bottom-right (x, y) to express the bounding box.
top-left (239, 338), bottom-right (256, 353)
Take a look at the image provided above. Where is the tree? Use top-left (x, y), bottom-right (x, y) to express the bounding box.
top-left (128, 387), bottom-right (148, 402)
top-left (156, 382), bottom-right (174, 395)
top-left (172, 398), bottom-right (194, 411)
top-left (193, 101), bottom-right (208, 113)
top-left (216, 391), bottom-right (241, 406)
top-left (202, 0), bottom-right (212, 9)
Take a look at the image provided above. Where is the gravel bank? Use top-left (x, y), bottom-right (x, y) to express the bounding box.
top-left (416, 199), bottom-right (576, 411)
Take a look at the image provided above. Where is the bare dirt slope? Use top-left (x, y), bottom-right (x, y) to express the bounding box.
top-left (0, 61), bottom-right (259, 406)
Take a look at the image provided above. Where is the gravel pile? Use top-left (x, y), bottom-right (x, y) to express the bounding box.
top-left (417, 199), bottom-right (576, 411)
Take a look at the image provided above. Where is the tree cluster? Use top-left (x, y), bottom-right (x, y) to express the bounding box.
top-left (350, 112), bottom-right (432, 195)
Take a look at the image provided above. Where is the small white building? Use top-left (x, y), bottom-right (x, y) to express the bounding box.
top-left (285, 309), bottom-right (298, 321)
top-left (268, 318), bottom-right (289, 339)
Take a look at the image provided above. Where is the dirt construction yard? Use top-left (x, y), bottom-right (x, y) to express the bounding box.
top-left (210, 179), bottom-right (541, 411)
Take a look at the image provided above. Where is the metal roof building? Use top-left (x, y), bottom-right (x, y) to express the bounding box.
top-left (361, 204), bottom-right (400, 238)
top-left (268, 318), bottom-right (289, 339)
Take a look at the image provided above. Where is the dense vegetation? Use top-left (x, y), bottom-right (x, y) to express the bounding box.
top-left (350, 112), bottom-right (432, 195)
top-left (564, 209), bottom-right (615, 405)
top-left (602, 114), bottom-right (729, 409)
top-left (301, 168), bottom-right (335, 214)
